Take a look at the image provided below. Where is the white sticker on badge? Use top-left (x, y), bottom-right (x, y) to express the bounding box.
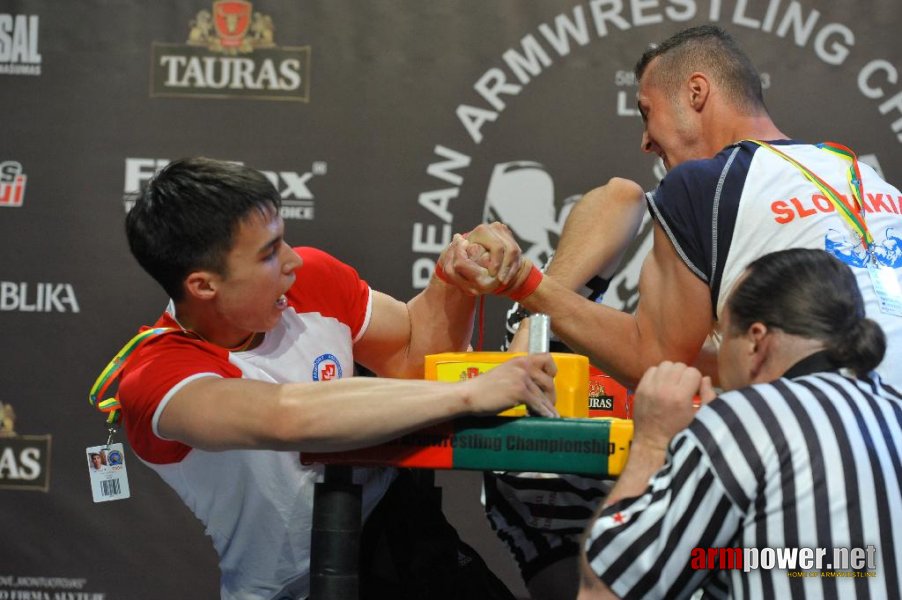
top-left (86, 443), bottom-right (131, 502)
top-left (868, 261), bottom-right (902, 317)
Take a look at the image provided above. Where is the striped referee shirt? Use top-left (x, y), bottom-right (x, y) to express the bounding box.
top-left (584, 353), bottom-right (902, 599)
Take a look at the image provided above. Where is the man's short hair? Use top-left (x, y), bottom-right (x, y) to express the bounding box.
top-left (125, 157), bottom-right (281, 301)
top-left (635, 25), bottom-right (766, 114)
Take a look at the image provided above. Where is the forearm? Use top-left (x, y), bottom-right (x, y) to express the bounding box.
top-left (162, 355), bottom-right (557, 453)
top-left (273, 377), bottom-right (473, 451)
top-left (510, 181), bottom-right (646, 355)
top-left (601, 441), bottom-right (668, 506)
top-left (400, 277), bottom-right (475, 376)
top-left (170, 376), bottom-right (473, 453)
top-left (578, 443), bottom-right (667, 600)
top-left (520, 277), bottom-right (649, 386)
top-left (355, 282), bottom-right (476, 380)
top-left (521, 229), bottom-right (712, 386)
top-left (549, 178), bottom-right (646, 287)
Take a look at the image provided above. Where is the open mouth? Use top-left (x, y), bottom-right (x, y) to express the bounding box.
top-left (276, 294), bottom-right (288, 309)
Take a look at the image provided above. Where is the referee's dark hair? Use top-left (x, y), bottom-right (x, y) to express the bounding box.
top-left (726, 248), bottom-right (886, 376)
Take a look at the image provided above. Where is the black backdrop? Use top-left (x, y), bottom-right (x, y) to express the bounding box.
top-left (1, 1), bottom-right (899, 597)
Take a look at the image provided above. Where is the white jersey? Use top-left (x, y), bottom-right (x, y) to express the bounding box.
top-left (648, 139), bottom-right (902, 386)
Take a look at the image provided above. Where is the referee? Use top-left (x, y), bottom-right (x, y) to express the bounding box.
top-left (580, 248), bottom-right (902, 599)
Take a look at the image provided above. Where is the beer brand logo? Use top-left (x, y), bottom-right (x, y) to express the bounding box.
top-left (151, 1), bottom-right (310, 101)
top-left (0, 14), bottom-right (41, 76)
top-left (188, 1), bottom-right (272, 55)
top-left (457, 366), bottom-right (483, 381)
top-left (588, 380), bottom-right (614, 411)
top-left (0, 401), bottom-right (16, 437)
top-left (0, 401), bottom-right (52, 492)
top-left (312, 354), bottom-right (342, 382)
top-left (0, 160), bottom-right (26, 207)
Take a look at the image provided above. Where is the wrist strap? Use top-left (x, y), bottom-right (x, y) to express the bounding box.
top-left (436, 258), bottom-right (542, 301)
top-left (502, 265), bottom-right (543, 302)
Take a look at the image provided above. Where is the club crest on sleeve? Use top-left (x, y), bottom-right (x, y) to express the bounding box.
top-left (312, 354), bottom-right (342, 381)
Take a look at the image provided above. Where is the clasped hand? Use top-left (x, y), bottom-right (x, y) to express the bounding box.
top-left (632, 361), bottom-right (717, 451)
top-left (437, 222), bottom-right (527, 296)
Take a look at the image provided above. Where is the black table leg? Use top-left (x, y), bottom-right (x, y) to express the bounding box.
top-left (310, 465), bottom-right (361, 600)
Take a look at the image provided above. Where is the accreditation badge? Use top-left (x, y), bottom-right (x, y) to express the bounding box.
top-left (867, 260), bottom-right (902, 317)
top-left (86, 442), bottom-right (131, 502)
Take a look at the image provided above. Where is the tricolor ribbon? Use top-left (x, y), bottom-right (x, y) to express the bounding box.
top-left (749, 139), bottom-right (872, 253)
top-left (88, 327), bottom-right (176, 424)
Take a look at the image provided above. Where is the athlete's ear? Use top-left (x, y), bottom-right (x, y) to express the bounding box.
top-left (183, 270), bottom-right (218, 300)
top-left (687, 72), bottom-right (710, 111)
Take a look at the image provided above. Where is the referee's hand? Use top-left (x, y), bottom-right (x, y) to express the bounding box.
top-left (632, 361), bottom-right (714, 450)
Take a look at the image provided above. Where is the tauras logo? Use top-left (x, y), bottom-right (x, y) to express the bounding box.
top-left (0, 282), bottom-right (80, 313)
top-left (150, 1), bottom-right (310, 101)
top-left (0, 401), bottom-right (51, 492)
top-left (122, 157), bottom-right (325, 220)
top-left (0, 14), bottom-right (41, 76)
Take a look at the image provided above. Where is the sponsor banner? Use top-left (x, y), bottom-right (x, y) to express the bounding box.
top-left (0, 3), bottom-right (897, 599)
top-left (0, 575), bottom-right (108, 598)
top-left (0, 14), bottom-right (41, 76)
top-left (302, 416), bottom-right (633, 476)
top-left (0, 435), bottom-right (51, 492)
top-left (0, 161), bottom-right (26, 207)
top-left (150, 2), bottom-right (310, 101)
top-left (123, 157), bottom-right (324, 220)
top-left (0, 282), bottom-right (80, 313)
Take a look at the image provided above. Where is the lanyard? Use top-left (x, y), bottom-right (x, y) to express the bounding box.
top-left (88, 327), bottom-right (176, 425)
top-left (749, 140), bottom-right (871, 253)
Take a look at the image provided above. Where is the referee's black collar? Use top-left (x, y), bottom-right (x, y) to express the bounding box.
top-left (783, 351), bottom-right (839, 379)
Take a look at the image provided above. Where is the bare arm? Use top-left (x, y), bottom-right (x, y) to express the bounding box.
top-left (508, 178), bottom-right (647, 352)
top-left (519, 221), bottom-right (714, 387)
top-left (157, 353), bottom-right (558, 453)
top-left (547, 178), bottom-right (646, 287)
top-left (352, 285), bottom-right (475, 380)
top-left (354, 222), bottom-right (526, 379)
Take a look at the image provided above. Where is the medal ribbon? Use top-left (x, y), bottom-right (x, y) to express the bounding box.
top-left (88, 327), bottom-right (176, 424)
top-left (749, 140), bottom-right (871, 253)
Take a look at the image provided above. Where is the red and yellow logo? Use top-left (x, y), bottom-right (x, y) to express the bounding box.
top-left (151, 1), bottom-right (310, 101)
